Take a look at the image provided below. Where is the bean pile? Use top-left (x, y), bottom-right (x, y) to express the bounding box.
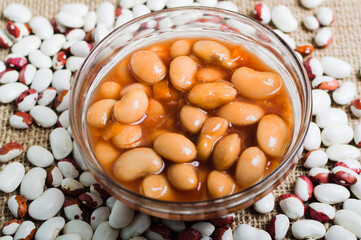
top-left (86, 37), bottom-right (293, 201)
top-left (0, 0), bottom-right (360, 239)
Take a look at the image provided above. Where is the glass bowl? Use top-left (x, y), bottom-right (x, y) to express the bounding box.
top-left (70, 7), bottom-right (312, 220)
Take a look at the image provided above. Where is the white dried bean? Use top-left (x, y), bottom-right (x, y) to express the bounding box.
top-left (93, 23), bottom-right (110, 44)
top-left (52, 69), bottom-right (71, 93)
top-left (115, 10), bottom-right (134, 28)
top-left (303, 149), bottom-right (328, 168)
top-left (300, 0), bottom-right (324, 9)
top-left (191, 222), bottom-right (215, 237)
top-left (29, 188), bottom-right (65, 220)
top-left (254, 192), bottom-right (274, 214)
top-left (31, 68), bottom-right (53, 92)
top-left (38, 87), bottom-right (57, 106)
top-left (307, 202), bottom-right (335, 222)
top-left (314, 183), bottom-right (350, 204)
top-left (41, 34), bottom-right (67, 56)
top-left (66, 29), bottom-right (86, 42)
top-left (317, 7), bottom-right (334, 26)
top-left (327, 144), bottom-right (360, 161)
top-left (253, 3), bottom-right (271, 24)
top-left (96, 2), bottom-right (115, 29)
top-left (233, 224), bottom-right (271, 240)
top-left (166, 0), bottom-right (194, 8)
top-left (343, 199), bottom-right (361, 217)
top-left (29, 16), bottom-right (54, 39)
top-left (58, 159), bottom-right (80, 179)
top-left (291, 219), bottom-right (325, 239)
top-left (12, 36), bottom-right (41, 56)
top-left (334, 210), bottom-right (361, 238)
top-left (0, 69), bottom-right (19, 84)
top-left (30, 105), bottom-right (57, 128)
top-left (315, 27), bottom-right (333, 47)
top-left (332, 81), bottom-right (356, 105)
top-left (351, 180), bottom-right (361, 200)
top-left (303, 122), bottom-right (321, 151)
top-left (72, 141), bottom-right (88, 171)
top-left (70, 41), bottom-right (91, 57)
top-left (321, 124), bottom-right (353, 146)
top-left (147, 0), bottom-right (167, 10)
top-left (19, 64), bottom-right (37, 85)
top-left (0, 82), bottom-right (28, 104)
top-left (3, 4), bottom-right (32, 23)
top-left (294, 176), bottom-right (313, 201)
top-left (55, 233), bottom-right (82, 240)
top-left (55, 11), bottom-right (84, 28)
top-left (61, 3), bottom-right (89, 17)
top-left (79, 171), bottom-right (96, 187)
top-left (64, 220), bottom-right (93, 240)
top-left (66, 56), bottom-right (85, 72)
top-left (133, 4), bottom-right (151, 18)
top-left (321, 56), bottom-right (351, 79)
top-left (50, 128), bottom-right (73, 160)
top-left (14, 221), bottom-right (36, 240)
top-left (312, 89), bottom-right (331, 115)
top-left (35, 217), bottom-right (65, 240)
top-left (109, 200), bottom-right (135, 229)
top-left (216, 1), bottom-right (238, 12)
top-left (20, 167), bottom-right (46, 200)
top-left (119, 213), bottom-right (151, 240)
top-left (0, 162), bottom-right (25, 193)
top-left (83, 11), bottom-right (97, 32)
top-left (160, 219), bottom-right (186, 232)
top-left (0, 29), bottom-right (13, 48)
top-left (29, 50), bottom-right (52, 68)
top-left (271, 5), bottom-right (298, 33)
top-left (26, 145), bottom-right (54, 167)
top-left (325, 225), bottom-right (356, 240)
top-left (279, 194), bottom-right (305, 219)
top-left (316, 108), bottom-right (348, 129)
top-left (268, 214), bottom-right (289, 240)
top-left (303, 15), bottom-right (319, 31)
top-left (93, 222), bottom-right (119, 240)
top-left (304, 57), bottom-right (323, 80)
top-left (90, 207), bottom-right (111, 230)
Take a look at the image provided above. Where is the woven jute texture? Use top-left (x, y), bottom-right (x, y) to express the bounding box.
top-left (1, 0), bottom-right (361, 239)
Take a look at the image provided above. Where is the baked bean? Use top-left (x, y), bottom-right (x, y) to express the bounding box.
top-left (257, 114), bottom-right (288, 157)
top-left (207, 170), bottom-right (235, 198)
top-left (140, 174), bottom-right (174, 200)
top-left (113, 89), bottom-right (149, 124)
top-left (167, 164), bottom-right (198, 191)
top-left (188, 82), bottom-right (237, 109)
top-left (169, 56), bottom-right (197, 91)
top-left (87, 99), bottom-right (116, 128)
top-left (113, 148), bottom-right (163, 181)
top-left (212, 133), bottom-right (241, 170)
top-left (235, 147), bottom-right (267, 187)
top-left (170, 39), bottom-right (192, 58)
top-left (99, 81), bottom-right (122, 99)
top-left (94, 141), bottom-right (121, 169)
top-left (130, 50), bottom-right (167, 84)
top-left (180, 105), bottom-right (207, 134)
top-left (148, 99), bottom-right (165, 116)
top-left (119, 83), bottom-right (152, 97)
top-left (193, 40), bottom-right (232, 67)
top-left (154, 133), bottom-right (197, 162)
top-left (112, 125), bottom-right (142, 149)
top-left (197, 117), bottom-right (229, 161)
top-left (217, 101), bottom-right (265, 125)
top-left (231, 67), bottom-right (282, 100)
top-left (197, 67), bottom-right (225, 82)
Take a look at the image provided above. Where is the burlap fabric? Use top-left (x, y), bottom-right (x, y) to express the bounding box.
top-left (0, 0), bottom-right (360, 238)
